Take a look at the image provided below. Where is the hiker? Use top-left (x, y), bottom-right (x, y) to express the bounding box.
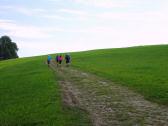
top-left (58, 55), bottom-right (63, 65)
top-left (65, 54), bottom-right (71, 67)
top-left (47, 55), bottom-right (52, 67)
top-left (55, 55), bottom-right (59, 66)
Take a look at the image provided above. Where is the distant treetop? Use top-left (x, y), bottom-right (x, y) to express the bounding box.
top-left (0, 35), bottom-right (19, 60)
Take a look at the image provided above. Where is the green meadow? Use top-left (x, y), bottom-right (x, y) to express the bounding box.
top-left (0, 57), bottom-right (91, 126)
top-left (0, 45), bottom-right (168, 125)
top-left (72, 45), bottom-right (168, 105)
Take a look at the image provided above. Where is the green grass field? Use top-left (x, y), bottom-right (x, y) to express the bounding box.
top-left (71, 45), bottom-right (168, 105)
top-left (0, 45), bottom-right (167, 125)
top-left (0, 57), bottom-right (91, 126)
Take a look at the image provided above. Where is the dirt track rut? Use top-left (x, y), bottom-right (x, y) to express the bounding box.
top-left (50, 62), bottom-right (168, 126)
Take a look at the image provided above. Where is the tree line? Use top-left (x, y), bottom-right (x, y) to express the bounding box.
top-left (0, 35), bottom-right (19, 60)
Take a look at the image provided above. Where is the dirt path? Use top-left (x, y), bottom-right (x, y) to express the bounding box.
top-left (50, 62), bottom-right (168, 126)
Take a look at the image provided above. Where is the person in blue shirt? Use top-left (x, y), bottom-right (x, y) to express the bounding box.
top-left (47, 55), bottom-right (52, 67)
top-left (55, 55), bottom-right (59, 66)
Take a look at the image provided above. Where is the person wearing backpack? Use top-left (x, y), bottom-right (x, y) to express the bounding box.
top-left (65, 54), bottom-right (71, 67)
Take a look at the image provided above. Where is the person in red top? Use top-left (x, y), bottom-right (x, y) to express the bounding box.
top-left (58, 55), bottom-right (63, 65)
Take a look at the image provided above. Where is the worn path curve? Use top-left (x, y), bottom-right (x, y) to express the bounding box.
top-left (50, 62), bottom-right (168, 126)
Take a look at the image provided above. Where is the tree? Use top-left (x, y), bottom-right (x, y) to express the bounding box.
top-left (0, 35), bottom-right (19, 60)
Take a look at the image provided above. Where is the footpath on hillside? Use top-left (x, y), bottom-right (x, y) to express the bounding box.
top-left (50, 62), bottom-right (168, 126)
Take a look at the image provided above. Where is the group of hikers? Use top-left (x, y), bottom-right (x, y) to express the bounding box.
top-left (47, 54), bottom-right (71, 67)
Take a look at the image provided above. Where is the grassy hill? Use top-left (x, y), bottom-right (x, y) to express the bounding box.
top-left (0, 44), bottom-right (167, 125)
top-left (0, 57), bottom-right (91, 125)
top-left (71, 45), bottom-right (168, 105)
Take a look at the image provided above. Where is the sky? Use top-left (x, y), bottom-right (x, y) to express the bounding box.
top-left (0, 0), bottom-right (168, 57)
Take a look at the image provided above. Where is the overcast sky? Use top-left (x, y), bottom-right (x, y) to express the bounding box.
top-left (0, 0), bottom-right (168, 57)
